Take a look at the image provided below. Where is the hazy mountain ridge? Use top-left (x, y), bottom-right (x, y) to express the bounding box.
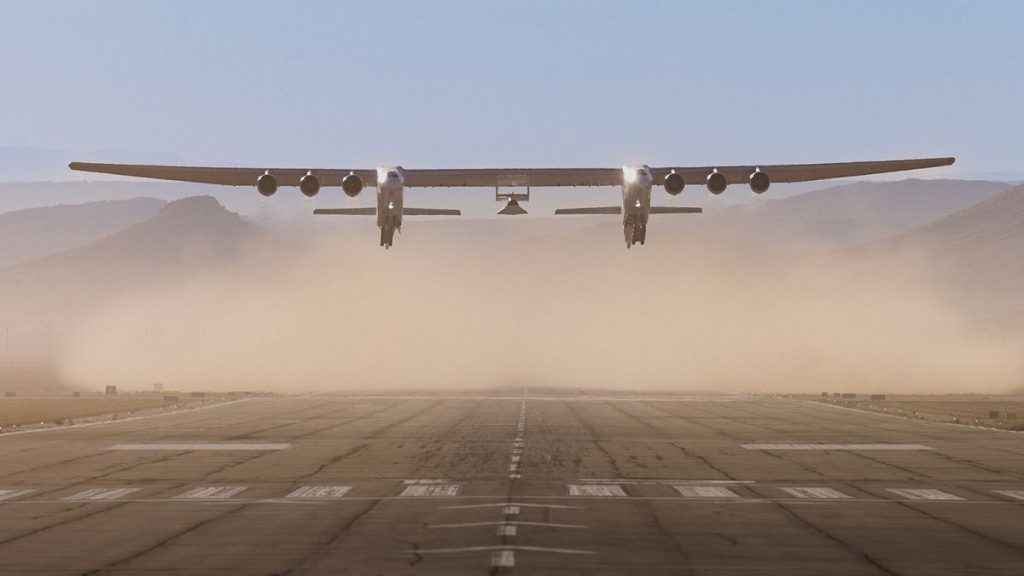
top-left (0, 197), bottom-right (166, 268)
top-left (706, 178), bottom-right (1010, 250)
top-left (0, 196), bottom-right (260, 324)
top-left (871, 183), bottom-right (1024, 319)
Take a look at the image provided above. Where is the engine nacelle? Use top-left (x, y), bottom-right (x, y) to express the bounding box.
top-left (256, 172), bottom-right (278, 197)
top-left (706, 170), bottom-right (727, 195)
top-left (749, 170), bottom-right (770, 194)
top-left (342, 172), bottom-right (364, 197)
top-left (664, 171), bottom-right (685, 195)
top-left (299, 171), bottom-right (321, 197)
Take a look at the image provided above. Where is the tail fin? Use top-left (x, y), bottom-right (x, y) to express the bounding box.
top-left (649, 206), bottom-right (702, 214)
top-left (554, 206), bottom-right (621, 215)
top-left (314, 208), bottom-right (376, 216)
top-left (402, 208), bottom-right (461, 216)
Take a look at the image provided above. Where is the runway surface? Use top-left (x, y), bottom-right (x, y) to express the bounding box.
top-left (1, 392), bottom-right (1023, 575)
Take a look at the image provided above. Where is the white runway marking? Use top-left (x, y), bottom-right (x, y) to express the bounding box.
top-left (568, 484), bottom-right (627, 497)
top-left (286, 486), bottom-right (352, 499)
top-left (780, 487), bottom-right (852, 499)
top-left (673, 486), bottom-right (740, 498)
top-left (431, 521), bottom-right (586, 529)
top-left (504, 505), bottom-right (520, 515)
top-left (443, 502), bottom-right (581, 510)
top-left (497, 524), bottom-right (517, 536)
top-left (0, 489), bottom-right (34, 501)
top-left (63, 488), bottom-right (140, 501)
top-left (419, 545), bottom-right (595, 555)
top-left (109, 443), bottom-right (291, 451)
top-left (993, 490), bottom-right (1024, 501)
top-left (402, 479), bottom-right (450, 485)
top-left (886, 488), bottom-right (964, 501)
top-left (491, 550), bottom-right (516, 567)
top-left (742, 443), bottom-right (933, 451)
top-left (401, 484), bottom-right (461, 497)
top-left (176, 486), bottom-right (247, 499)
top-left (583, 478), bottom-right (755, 485)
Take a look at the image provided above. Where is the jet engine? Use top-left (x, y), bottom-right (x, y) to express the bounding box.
top-left (664, 171), bottom-right (685, 195)
top-left (706, 170), bottom-right (727, 195)
top-left (256, 172), bottom-right (278, 197)
top-left (749, 170), bottom-right (770, 194)
top-left (342, 172), bottom-right (364, 197)
top-left (299, 171), bottom-right (321, 197)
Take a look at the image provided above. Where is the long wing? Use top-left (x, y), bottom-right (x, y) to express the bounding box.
top-left (68, 163), bottom-right (377, 187)
top-left (69, 157), bottom-right (954, 188)
top-left (649, 157), bottom-right (955, 186)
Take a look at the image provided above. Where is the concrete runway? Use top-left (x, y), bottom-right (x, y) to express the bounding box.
top-left (1, 392), bottom-right (1023, 575)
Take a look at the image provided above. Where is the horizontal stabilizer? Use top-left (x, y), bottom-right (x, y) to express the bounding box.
top-left (554, 206), bottom-right (621, 215)
top-left (650, 206), bottom-right (703, 214)
top-left (402, 207), bottom-right (461, 216)
top-left (313, 208), bottom-right (376, 216)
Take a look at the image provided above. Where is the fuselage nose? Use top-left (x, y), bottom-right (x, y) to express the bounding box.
top-left (377, 167), bottom-right (405, 188)
top-left (623, 165), bottom-right (653, 187)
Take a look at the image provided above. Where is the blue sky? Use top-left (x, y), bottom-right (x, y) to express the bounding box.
top-left (1, 0), bottom-right (1021, 177)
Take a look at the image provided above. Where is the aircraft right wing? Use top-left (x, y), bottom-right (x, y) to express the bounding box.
top-left (648, 157), bottom-right (955, 186)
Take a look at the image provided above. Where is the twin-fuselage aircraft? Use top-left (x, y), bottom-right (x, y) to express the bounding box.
top-left (69, 157), bottom-right (955, 248)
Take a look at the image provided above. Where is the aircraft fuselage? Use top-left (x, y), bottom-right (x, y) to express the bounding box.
top-left (377, 167), bottom-right (404, 248)
top-left (621, 165), bottom-right (653, 247)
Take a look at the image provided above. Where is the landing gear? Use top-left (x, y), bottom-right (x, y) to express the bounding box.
top-left (380, 225), bottom-right (395, 248)
top-left (633, 223), bottom-right (646, 245)
top-left (623, 216), bottom-right (647, 248)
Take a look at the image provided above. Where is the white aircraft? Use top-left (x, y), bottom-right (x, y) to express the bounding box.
top-left (69, 157), bottom-right (954, 248)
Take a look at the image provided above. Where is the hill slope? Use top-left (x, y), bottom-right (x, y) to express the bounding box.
top-left (710, 179), bottom-right (1009, 249)
top-left (0, 198), bottom-right (166, 267)
top-left (0, 196), bottom-right (257, 324)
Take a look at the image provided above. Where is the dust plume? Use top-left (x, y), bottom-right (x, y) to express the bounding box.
top-left (53, 216), bottom-right (1024, 394)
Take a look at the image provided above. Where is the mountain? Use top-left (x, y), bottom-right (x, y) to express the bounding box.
top-left (859, 183), bottom-right (1024, 321)
top-left (0, 196), bottom-right (259, 325)
top-left (0, 197), bottom-right (166, 267)
top-left (708, 179), bottom-right (1010, 250)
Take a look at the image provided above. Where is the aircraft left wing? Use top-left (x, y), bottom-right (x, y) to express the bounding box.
top-left (68, 162), bottom-right (378, 187)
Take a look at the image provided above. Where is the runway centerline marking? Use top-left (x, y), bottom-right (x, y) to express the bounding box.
top-left (508, 398), bottom-right (528, 479)
top-left (400, 484), bottom-right (461, 497)
top-left (0, 489), bottom-right (35, 501)
top-left (741, 443), bottom-right (933, 451)
top-left (780, 487), bottom-right (852, 499)
top-left (886, 488), bottom-right (964, 501)
top-left (491, 550), bottom-right (515, 567)
top-left (109, 443), bottom-right (291, 451)
top-left (286, 486), bottom-right (352, 499)
top-left (176, 486), bottom-right (247, 499)
top-left (673, 486), bottom-right (740, 498)
top-left (63, 488), bottom-right (140, 501)
top-left (568, 484), bottom-right (627, 497)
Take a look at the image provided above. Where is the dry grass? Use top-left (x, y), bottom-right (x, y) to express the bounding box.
top-left (0, 397), bottom-right (192, 428)
top-left (812, 394), bottom-right (1024, 430)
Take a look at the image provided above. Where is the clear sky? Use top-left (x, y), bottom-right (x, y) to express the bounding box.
top-left (1, 0), bottom-right (1022, 177)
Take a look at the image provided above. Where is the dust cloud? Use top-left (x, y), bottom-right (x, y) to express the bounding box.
top-left (57, 219), bottom-right (1024, 393)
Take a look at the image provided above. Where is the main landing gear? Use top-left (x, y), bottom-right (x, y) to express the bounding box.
top-left (624, 216), bottom-right (646, 248)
